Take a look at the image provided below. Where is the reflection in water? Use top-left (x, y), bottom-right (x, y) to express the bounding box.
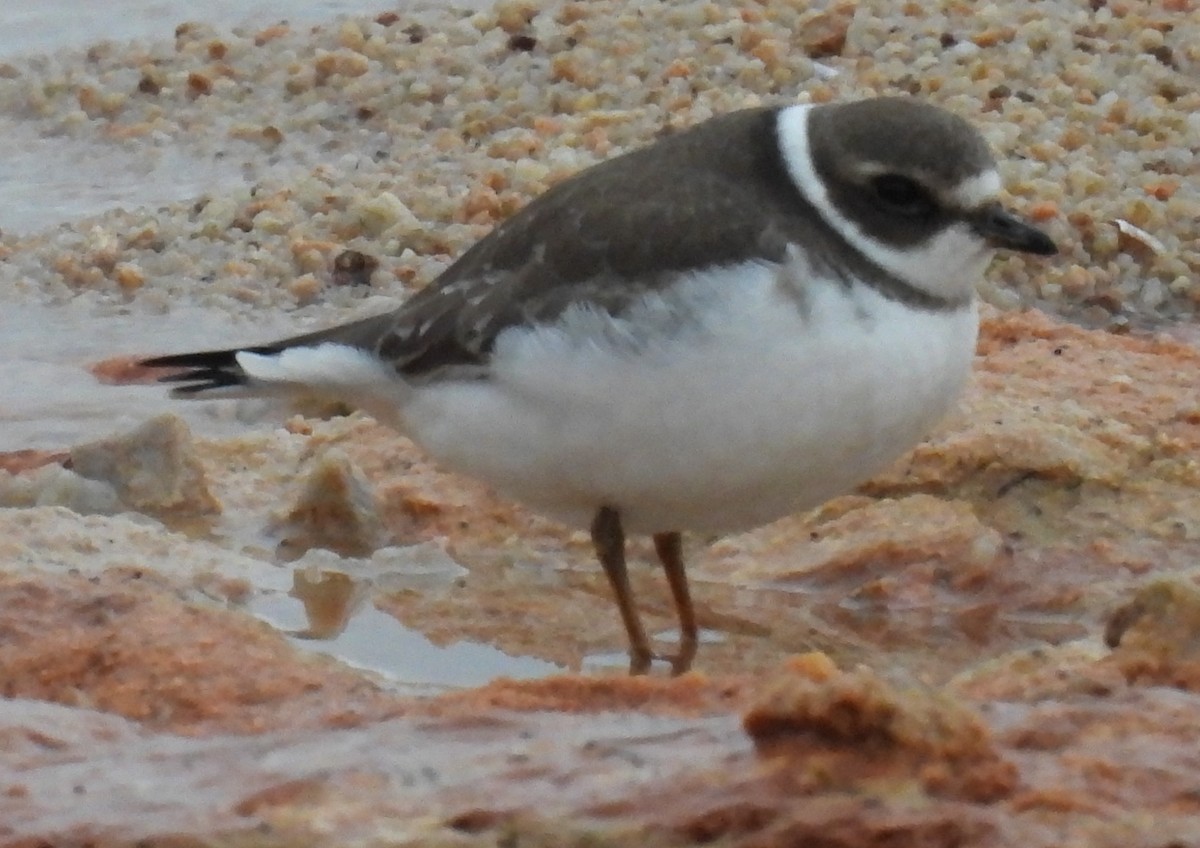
top-left (251, 568), bottom-right (562, 694)
top-left (288, 569), bottom-right (367, 640)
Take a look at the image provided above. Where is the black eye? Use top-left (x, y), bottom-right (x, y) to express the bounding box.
top-left (870, 175), bottom-right (935, 217)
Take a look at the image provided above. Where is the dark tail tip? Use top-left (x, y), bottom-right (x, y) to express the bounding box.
top-left (141, 347), bottom-right (262, 394)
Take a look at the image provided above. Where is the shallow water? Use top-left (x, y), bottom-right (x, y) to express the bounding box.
top-left (0, 119), bottom-right (281, 235)
top-left (0, 0), bottom-right (480, 234)
top-left (0, 3), bottom-right (394, 231)
top-left (0, 296), bottom-right (568, 684)
top-left (0, 0), bottom-right (564, 689)
top-left (251, 590), bottom-right (563, 693)
top-left (0, 300), bottom-right (295, 449)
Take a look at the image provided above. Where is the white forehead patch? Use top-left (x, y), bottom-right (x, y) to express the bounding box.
top-left (951, 170), bottom-right (1002, 209)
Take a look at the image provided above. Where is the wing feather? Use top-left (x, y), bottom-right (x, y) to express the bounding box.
top-left (143, 106), bottom-right (829, 391)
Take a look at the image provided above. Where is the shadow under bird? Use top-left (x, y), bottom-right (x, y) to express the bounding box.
top-left (142, 96), bottom-right (1057, 674)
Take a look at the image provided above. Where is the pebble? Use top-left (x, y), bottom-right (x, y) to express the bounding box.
top-left (0, 0), bottom-right (1195, 329)
top-left (69, 414), bottom-right (220, 517)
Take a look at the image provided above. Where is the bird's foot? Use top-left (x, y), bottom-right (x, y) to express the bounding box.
top-left (627, 645), bottom-right (654, 675)
top-left (654, 640), bottom-right (698, 677)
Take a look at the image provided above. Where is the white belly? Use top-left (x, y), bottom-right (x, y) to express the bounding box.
top-left (403, 263), bottom-right (978, 534)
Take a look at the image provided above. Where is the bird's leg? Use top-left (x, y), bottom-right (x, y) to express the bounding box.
top-left (653, 531), bottom-right (698, 675)
top-left (591, 506), bottom-right (653, 675)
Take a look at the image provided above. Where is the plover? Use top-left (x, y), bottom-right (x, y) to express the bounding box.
top-left (143, 96), bottom-right (1057, 675)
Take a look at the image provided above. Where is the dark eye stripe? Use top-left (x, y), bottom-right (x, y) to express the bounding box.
top-left (870, 175), bottom-right (937, 218)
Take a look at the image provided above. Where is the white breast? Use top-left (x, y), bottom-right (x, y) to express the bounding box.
top-left (402, 260), bottom-right (978, 534)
